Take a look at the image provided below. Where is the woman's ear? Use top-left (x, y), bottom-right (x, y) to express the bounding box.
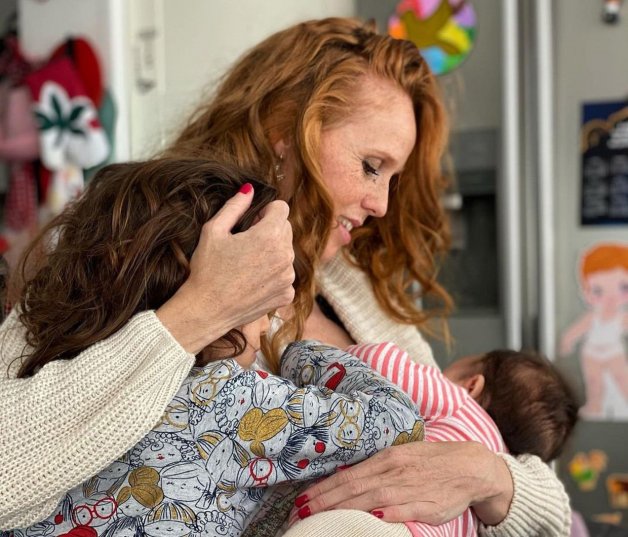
top-left (461, 374), bottom-right (486, 401)
top-left (273, 139), bottom-right (289, 158)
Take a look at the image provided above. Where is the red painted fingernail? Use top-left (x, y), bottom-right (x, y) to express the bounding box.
top-left (371, 510), bottom-right (384, 519)
top-left (337, 465), bottom-right (351, 471)
top-left (297, 505), bottom-right (311, 519)
top-left (239, 183), bottom-right (253, 194)
top-left (294, 494), bottom-right (309, 508)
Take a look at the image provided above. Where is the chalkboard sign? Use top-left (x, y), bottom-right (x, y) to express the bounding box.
top-left (581, 101), bottom-right (628, 226)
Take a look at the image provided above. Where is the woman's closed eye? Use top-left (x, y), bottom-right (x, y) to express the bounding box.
top-left (362, 160), bottom-right (381, 179)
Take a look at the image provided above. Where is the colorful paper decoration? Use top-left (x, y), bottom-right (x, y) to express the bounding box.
top-left (388, 0), bottom-right (477, 76)
top-left (607, 474), bottom-right (628, 509)
top-left (560, 242), bottom-right (628, 420)
top-left (569, 450), bottom-right (609, 491)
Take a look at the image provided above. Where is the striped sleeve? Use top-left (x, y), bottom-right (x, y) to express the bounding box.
top-left (347, 342), bottom-right (465, 419)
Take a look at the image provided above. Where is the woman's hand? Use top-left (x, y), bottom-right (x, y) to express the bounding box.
top-left (293, 441), bottom-right (513, 526)
top-left (157, 185), bottom-right (295, 354)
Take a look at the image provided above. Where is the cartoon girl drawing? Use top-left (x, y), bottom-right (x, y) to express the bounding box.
top-left (70, 492), bottom-right (118, 531)
top-left (82, 454), bottom-right (131, 498)
top-left (160, 461), bottom-right (211, 508)
top-left (143, 500), bottom-right (196, 537)
top-left (560, 243), bottom-right (628, 419)
top-left (116, 467), bottom-right (164, 518)
top-left (154, 396), bottom-right (189, 433)
top-left (130, 433), bottom-right (195, 468)
top-left (190, 361), bottom-right (237, 409)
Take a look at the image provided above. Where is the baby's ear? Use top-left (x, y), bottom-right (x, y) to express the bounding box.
top-left (462, 374), bottom-right (486, 401)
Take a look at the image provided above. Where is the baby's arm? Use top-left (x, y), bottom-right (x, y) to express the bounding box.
top-left (347, 342), bottom-right (465, 418)
top-left (190, 341), bottom-right (424, 488)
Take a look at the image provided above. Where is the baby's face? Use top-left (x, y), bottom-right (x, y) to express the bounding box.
top-left (442, 354), bottom-right (484, 385)
top-left (199, 315), bottom-right (270, 368)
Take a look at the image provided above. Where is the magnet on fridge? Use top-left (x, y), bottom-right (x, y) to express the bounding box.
top-left (568, 450), bottom-right (608, 491)
top-left (607, 474), bottom-right (628, 509)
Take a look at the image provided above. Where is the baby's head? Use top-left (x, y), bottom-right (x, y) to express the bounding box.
top-left (443, 349), bottom-right (579, 462)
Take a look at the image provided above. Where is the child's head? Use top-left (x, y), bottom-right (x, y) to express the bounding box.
top-left (17, 158), bottom-right (278, 377)
top-left (579, 243), bottom-right (628, 312)
top-left (443, 349), bottom-right (579, 462)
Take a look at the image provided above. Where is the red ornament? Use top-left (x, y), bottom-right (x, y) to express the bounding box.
top-left (54, 513), bottom-right (64, 524)
top-left (314, 441), bottom-right (326, 453)
top-left (297, 459), bottom-right (310, 469)
top-left (256, 370), bottom-right (269, 379)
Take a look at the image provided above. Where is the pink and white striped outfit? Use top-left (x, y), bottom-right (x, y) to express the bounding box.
top-left (347, 342), bottom-right (508, 537)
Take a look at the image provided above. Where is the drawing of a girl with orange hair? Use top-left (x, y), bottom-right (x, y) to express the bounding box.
top-left (560, 243), bottom-right (628, 419)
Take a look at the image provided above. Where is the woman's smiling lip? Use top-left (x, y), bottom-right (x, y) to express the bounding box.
top-left (337, 216), bottom-right (362, 245)
top-left (338, 215), bottom-right (362, 232)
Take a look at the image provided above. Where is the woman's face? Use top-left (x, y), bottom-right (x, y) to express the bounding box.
top-left (317, 75), bottom-right (417, 263)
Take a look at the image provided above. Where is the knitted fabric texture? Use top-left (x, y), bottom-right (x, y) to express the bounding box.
top-left (282, 510), bottom-right (413, 537)
top-left (0, 309), bottom-right (195, 530)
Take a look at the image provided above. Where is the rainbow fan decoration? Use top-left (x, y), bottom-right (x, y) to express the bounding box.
top-left (388, 0), bottom-right (477, 76)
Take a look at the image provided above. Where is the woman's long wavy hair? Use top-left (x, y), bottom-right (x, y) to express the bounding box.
top-left (16, 158), bottom-right (278, 378)
top-left (165, 17), bottom-right (452, 369)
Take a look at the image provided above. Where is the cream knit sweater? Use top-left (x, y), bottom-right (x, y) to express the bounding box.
top-left (0, 254), bottom-right (570, 535)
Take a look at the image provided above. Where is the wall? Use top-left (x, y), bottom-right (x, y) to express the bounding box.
top-left (17, 0), bottom-right (356, 160)
top-left (129, 0), bottom-right (355, 158)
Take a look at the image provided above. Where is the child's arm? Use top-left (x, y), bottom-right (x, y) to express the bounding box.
top-left (347, 342), bottom-right (465, 418)
top-left (190, 341), bottom-right (424, 489)
top-left (559, 311), bottom-right (593, 356)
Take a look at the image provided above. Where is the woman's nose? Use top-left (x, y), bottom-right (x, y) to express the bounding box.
top-left (362, 182), bottom-right (390, 218)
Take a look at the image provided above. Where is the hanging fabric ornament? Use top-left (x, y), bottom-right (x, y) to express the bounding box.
top-left (50, 37), bottom-right (104, 108)
top-left (0, 85), bottom-right (39, 233)
top-left (25, 56), bottom-right (109, 213)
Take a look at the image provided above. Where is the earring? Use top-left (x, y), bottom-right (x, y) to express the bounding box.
top-left (274, 153), bottom-right (285, 182)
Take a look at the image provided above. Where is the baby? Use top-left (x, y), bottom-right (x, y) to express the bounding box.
top-left (338, 342), bottom-right (580, 536)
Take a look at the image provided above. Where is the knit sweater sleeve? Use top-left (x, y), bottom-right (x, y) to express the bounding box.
top-left (0, 309), bottom-right (195, 531)
top-left (479, 454), bottom-right (571, 537)
top-left (317, 255), bottom-right (437, 368)
top-left (317, 254), bottom-right (572, 537)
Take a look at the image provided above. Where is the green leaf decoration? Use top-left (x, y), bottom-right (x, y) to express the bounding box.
top-left (68, 105), bottom-right (85, 123)
top-left (34, 111), bottom-right (54, 131)
top-left (69, 126), bottom-right (86, 137)
top-left (51, 94), bottom-right (64, 124)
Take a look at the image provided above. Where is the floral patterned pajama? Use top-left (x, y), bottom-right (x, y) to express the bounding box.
top-left (5, 341), bottom-right (424, 537)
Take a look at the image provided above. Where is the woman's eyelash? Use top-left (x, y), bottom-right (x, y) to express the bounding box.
top-left (362, 161), bottom-right (379, 177)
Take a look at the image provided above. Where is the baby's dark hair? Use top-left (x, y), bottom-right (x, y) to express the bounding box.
top-left (477, 349), bottom-right (578, 462)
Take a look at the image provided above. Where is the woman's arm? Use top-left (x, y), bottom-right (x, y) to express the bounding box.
top-left (0, 310), bottom-right (195, 531)
top-left (0, 191), bottom-right (295, 530)
top-left (294, 440), bottom-right (570, 536)
top-left (478, 453), bottom-right (571, 536)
